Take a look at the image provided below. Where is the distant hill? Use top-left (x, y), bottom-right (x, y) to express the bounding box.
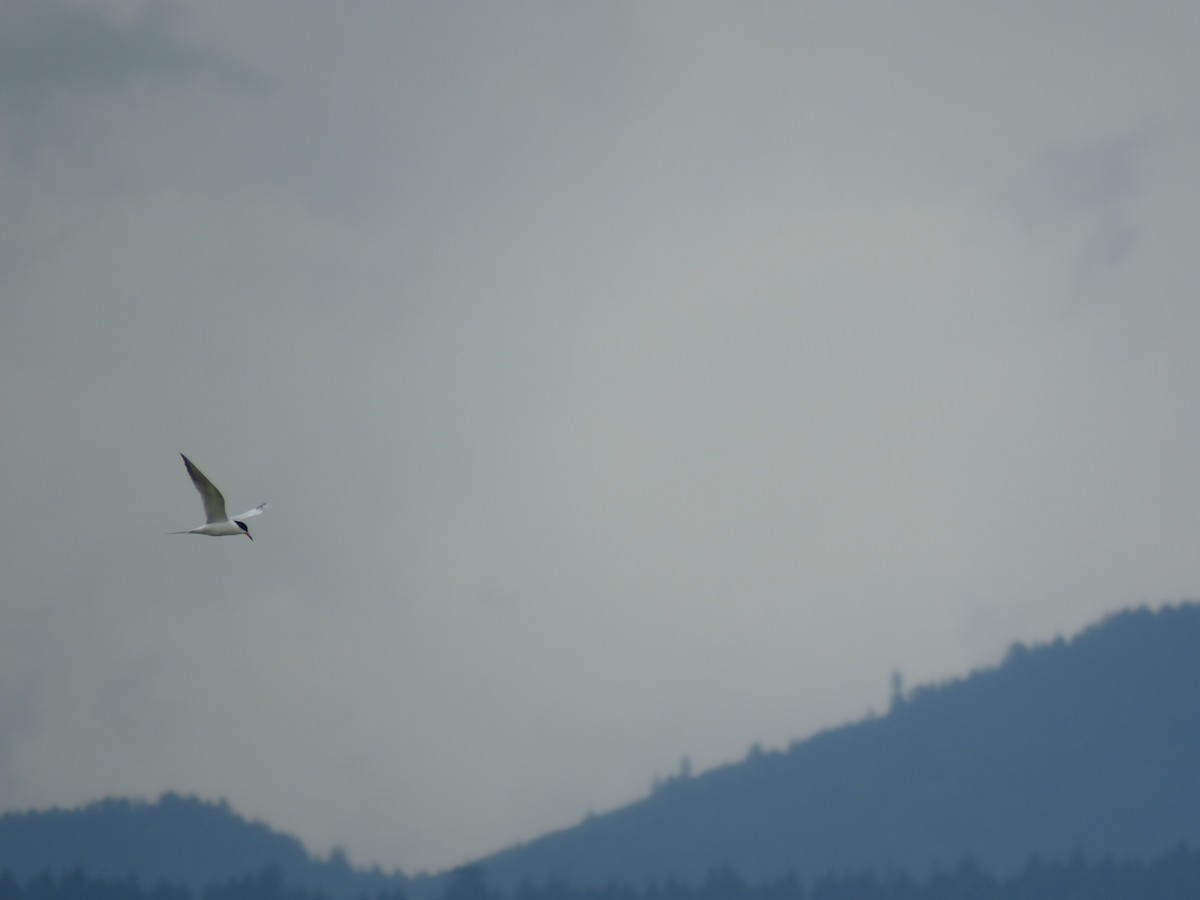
top-left (0, 792), bottom-right (408, 898)
top-left (471, 603), bottom-right (1200, 888)
top-left (6, 604), bottom-right (1200, 895)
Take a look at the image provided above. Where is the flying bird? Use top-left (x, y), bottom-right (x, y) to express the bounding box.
top-left (171, 453), bottom-right (267, 540)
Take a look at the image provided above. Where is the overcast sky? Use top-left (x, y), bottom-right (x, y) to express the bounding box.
top-left (4, 0), bottom-right (1200, 875)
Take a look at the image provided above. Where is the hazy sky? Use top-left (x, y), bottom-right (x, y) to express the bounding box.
top-left (4, 0), bottom-right (1200, 875)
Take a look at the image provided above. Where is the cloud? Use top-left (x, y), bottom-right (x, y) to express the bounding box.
top-left (0, 0), bottom-right (254, 109)
top-left (1006, 131), bottom-right (1150, 297)
top-left (5, 0), bottom-right (1200, 874)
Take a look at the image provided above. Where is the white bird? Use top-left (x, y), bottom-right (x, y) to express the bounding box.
top-left (171, 453), bottom-right (267, 540)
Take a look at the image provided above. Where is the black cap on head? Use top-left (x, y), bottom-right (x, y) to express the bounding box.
top-left (236, 521), bottom-right (252, 540)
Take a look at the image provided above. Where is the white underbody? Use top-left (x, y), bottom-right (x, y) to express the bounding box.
top-left (185, 521), bottom-right (249, 537)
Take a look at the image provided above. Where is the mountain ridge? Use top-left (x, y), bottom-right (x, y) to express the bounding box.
top-left (0, 792), bottom-right (408, 898)
top-left (3, 602), bottom-right (1199, 894)
top-left (470, 602), bottom-right (1200, 887)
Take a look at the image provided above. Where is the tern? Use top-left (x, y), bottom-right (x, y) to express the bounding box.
top-left (171, 453), bottom-right (267, 540)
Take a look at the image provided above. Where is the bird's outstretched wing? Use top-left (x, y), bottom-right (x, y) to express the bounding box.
top-left (234, 503), bottom-right (268, 520)
top-left (181, 454), bottom-right (228, 524)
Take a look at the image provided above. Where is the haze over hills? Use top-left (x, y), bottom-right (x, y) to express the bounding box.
top-left (0, 793), bottom-right (408, 898)
top-left (2, 603), bottom-right (1199, 895)
top-left (474, 602), bottom-right (1200, 887)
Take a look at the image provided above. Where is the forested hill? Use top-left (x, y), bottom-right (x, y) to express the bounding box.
top-left (0, 793), bottom-right (407, 898)
top-left (472, 602), bottom-right (1200, 888)
top-left (5, 604), bottom-right (1200, 896)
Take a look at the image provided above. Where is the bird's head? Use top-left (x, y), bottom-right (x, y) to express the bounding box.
top-left (236, 521), bottom-right (253, 541)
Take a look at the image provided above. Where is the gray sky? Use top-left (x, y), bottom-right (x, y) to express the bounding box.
top-left (4, 0), bottom-right (1200, 875)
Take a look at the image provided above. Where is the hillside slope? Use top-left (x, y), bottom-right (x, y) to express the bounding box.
top-left (473, 603), bottom-right (1200, 887)
top-left (0, 793), bottom-right (407, 898)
